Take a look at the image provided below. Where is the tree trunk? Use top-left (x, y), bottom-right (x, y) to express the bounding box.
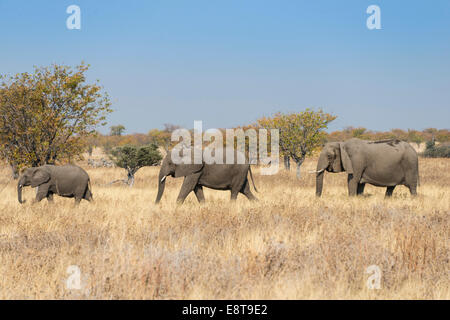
top-left (283, 155), bottom-right (290, 170)
top-left (10, 163), bottom-right (19, 180)
top-left (127, 170), bottom-right (135, 187)
top-left (294, 158), bottom-right (305, 180)
top-left (17, 178), bottom-right (24, 204)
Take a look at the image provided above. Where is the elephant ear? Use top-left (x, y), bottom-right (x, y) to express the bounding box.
top-left (339, 143), bottom-right (354, 174)
top-left (174, 163), bottom-right (204, 178)
top-left (31, 169), bottom-right (50, 187)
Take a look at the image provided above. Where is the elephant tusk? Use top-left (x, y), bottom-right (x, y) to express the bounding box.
top-left (160, 176), bottom-right (166, 183)
top-left (309, 169), bottom-right (325, 174)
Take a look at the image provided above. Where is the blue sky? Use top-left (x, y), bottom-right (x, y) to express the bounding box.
top-left (1, 0), bottom-right (449, 134)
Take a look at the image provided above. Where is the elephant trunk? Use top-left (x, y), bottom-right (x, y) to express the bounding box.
top-left (315, 153), bottom-right (329, 197)
top-left (155, 171), bottom-right (167, 204)
top-left (17, 177), bottom-right (25, 204)
top-left (316, 171), bottom-right (325, 197)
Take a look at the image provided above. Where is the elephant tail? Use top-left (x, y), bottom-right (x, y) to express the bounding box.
top-left (248, 166), bottom-right (258, 192)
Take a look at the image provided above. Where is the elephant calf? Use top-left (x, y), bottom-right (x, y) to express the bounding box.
top-left (155, 153), bottom-right (258, 204)
top-left (314, 138), bottom-right (419, 197)
top-left (18, 164), bottom-right (93, 205)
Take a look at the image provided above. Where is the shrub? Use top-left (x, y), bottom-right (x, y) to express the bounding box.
top-left (109, 144), bottom-right (162, 186)
top-left (422, 141), bottom-right (450, 158)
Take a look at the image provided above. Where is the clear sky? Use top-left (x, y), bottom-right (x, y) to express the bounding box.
top-left (1, 0), bottom-right (449, 134)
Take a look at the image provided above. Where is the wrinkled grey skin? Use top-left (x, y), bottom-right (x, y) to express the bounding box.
top-left (315, 138), bottom-right (419, 197)
top-left (155, 154), bottom-right (258, 204)
top-left (18, 165), bottom-right (93, 205)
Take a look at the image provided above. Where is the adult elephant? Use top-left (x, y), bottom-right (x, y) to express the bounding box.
top-left (18, 164), bottom-right (93, 205)
top-left (155, 153), bottom-right (258, 204)
top-left (314, 138), bottom-right (419, 197)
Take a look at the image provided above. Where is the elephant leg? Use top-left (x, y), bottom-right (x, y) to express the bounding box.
top-left (177, 175), bottom-right (199, 204)
top-left (385, 186), bottom-right (395, 197)
top-left (35, 185), bottom-right (49, 203)
top-left (35, 192), bottom-right (47, 202)
top-left (194, 186), bottom-right (205, 203)
top-left (230, 190), bottom-right (239, 201)
top-left (72, 185), bottom-right (89, 204)
top-left (74, 197), bottom-right (82, 205)
top-left (408, 185), bottom-right (417, 196)
top-left (357, 183), bottom-right (366, 196)
top-left (230, 172), bottom-right (247, 201)
top-left (405, 169), bottom-right (418, 197)
top-left (240, 180), bottom-right (257, 201)
top-left (47, 192), bottom-right (54, 203)
top-left (347, 173), bottom-right (361, 196)
top-left (84, 188), bottom-right (93, 201)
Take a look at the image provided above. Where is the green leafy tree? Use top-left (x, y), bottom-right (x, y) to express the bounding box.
top-left (0, 63), bottom-right (111, 177)
top-left (258, 109), bottom-right (336, 179)
top-left (425, 140), bottom-right (435, 150)
top-left (109, 144), bottom-right (162, 187)
top-left (110, 125), bottom-right (126, 136)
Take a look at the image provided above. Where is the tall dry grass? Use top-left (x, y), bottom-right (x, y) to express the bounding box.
top-left (0, 157), bottom-right (448, 299)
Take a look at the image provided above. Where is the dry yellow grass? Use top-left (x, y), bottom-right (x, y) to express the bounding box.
top-left (0, 157), bottom-right (448, 299)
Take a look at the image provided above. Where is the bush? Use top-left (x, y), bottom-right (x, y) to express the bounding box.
top-left (109, 144), bottom-right (162, 186)
top-left (422, 141), bottom-right (450, 158)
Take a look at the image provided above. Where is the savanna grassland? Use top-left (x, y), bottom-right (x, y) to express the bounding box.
top-left (0, 156), bottom-right (448, 299)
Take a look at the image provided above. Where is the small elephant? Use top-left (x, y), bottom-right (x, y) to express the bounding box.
top-left (18, 164), bottom-right (93, 205)
top-left (155, 153), bottom-right (258, 204)
top-left (314, 138), bottom-right (419, 197)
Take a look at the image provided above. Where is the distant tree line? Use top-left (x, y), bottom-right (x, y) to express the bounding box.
top-left (326, 127), bottom-right (449, 146)
top-left (89, 125), bottom-right (450, 164)
top-left (91, 125), bottom-right (449, 152)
